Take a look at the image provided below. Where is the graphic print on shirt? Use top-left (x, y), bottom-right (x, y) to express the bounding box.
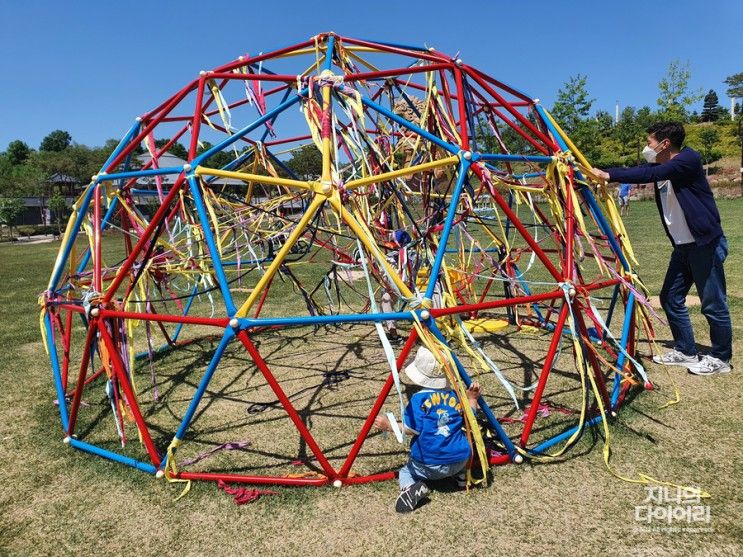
top-left (435, 409), bottom-right (451, 437)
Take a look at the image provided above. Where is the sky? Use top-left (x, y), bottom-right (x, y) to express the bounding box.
top-left (0, 0), bottom-right (741, 150)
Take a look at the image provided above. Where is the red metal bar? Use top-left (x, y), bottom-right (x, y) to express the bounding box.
top-left (345, 62), bottom-right (452, 82)
top-left (206, 72), bottom-right (302, 82)
top-left (519, 303), bottom-right (569, 446)
top-left (237, 330), bottom-right (337, 478)
top-left (98, 323), bottom-right (162, 466)
top-left (489, 453), bottom-right (511, 466)
top-left (337, 329), bottom-right (419, 477)
top-left (99, 309), bottom-right (229, 327)
top-left (189, 77), bottom-right (207, 160)
top-left (66, 320), bottom-right (98, 436)
top-left (177, 471), bottom-right (329, 486)
top-left (62, 309), bottom-right (73, 391)
top-left (573, 303), bottom-right (612, 412)
top-left (464, 64), bottom-right (536, 104)
top-left (453, 67), bottom-right (470, 151)
top-left (468, 84), bottom-right (551, 156)
top-left (465, 68), bottom-right (555, 151)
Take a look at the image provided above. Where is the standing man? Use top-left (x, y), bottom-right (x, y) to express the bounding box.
top-left (592, 122), bottom-right (732, 375)
top-left (617, 182), bottom-right (632, 216)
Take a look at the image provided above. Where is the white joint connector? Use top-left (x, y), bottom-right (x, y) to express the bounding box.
top-left (321, 181), bottom-right (333, 195)
top-left (229, 318), bottom-right (239, 329)
top-left (568, 287), bottom-right (577, 298)
top-left (91, 175), bottom-right (99, 182)
top-left (183, 163), bottom-right (192, 172)
top-left (455, 58), bottom-right (463, 66)
top-left (90, 307), bottom-right (100, 317)
top-left (332, 479), bottom-right (343, 488)
top-left (63, 436), bottom-right (71, 445)
top-left (420, 309), bottom-right (431, 320)
top-left (135, 116), bottom-right (142, 122)
top-left (514, 454), bottom-right (524, 464)
top-left (199, 70), bottom-right (207, 76)
top-left (155, 470), bottom-right (165, 479)
top-left (533, 98), bottom-right (540, 104)
top-left (462, 151), bottom-right (472, 161)
top-left (238, 55), bottom-right (244, 61)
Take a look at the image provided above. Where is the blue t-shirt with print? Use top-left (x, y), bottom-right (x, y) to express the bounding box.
top-left (403, 388), bottom-right (472, 465)
top-left (619, 183), bottom-right (631, 197)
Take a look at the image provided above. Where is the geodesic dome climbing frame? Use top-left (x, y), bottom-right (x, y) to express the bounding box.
top-left (41, 32), bottom-right (658, 490)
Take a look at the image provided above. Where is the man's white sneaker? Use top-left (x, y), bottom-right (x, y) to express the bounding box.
top-left (652, 349), bottom-right (698, 368)
top-left (687, 355), bottom-right (732, 376)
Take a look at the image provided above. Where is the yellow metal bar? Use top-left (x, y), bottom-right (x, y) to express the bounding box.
top-left (320, 80), bottom-right (333, 184)
top-left (235, 194), bottom-right (326, 317)
top-left (329, 197), bottom-right (414, 298)
top-left (345, 155), bottom-right (459, 190)
top-left (195, 166), bottom-right (311, 191)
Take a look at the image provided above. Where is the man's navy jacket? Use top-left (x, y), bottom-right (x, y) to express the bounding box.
top-left (606, 147), bottom-right (723, 246)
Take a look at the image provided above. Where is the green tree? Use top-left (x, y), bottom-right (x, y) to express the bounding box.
top-left (39, 130), bottom-right (72, 152)
top-left (0, 197), bottom-right (24, 238)
top-left (196, 142), bottom-right (234, 169)
top-left (724, 72), bottom-right (743, 98)
top-left (6, 140), bottom-right (32, 165)
top-left (696, 126), bottom-right (722, 173)
top-left (48, 192), bottom-right (67, 235)
top-left (154, 138), bottom-right (189, 160)
top-left (285, 144), bottom-right (323, 179)
top-left (656, 60), bottom-right (703, 121)
top-left (701, 90), bottom-right (724, 122)
top-left (551, 74), bottom-right (594, 133)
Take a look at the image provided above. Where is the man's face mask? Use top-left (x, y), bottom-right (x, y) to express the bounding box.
top-left (642, 138), bottom-right (667, 163)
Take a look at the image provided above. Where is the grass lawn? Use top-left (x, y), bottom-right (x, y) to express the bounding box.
top-left (0, 199), bottom-right (741, 556)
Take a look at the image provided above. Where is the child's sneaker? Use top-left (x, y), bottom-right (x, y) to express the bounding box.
top-left (395, 481), bottom-right (430, 513)
top-left (687, 355), bottom-right (732, 376)
top-left (455, 471), bottom-right (467, 489)
top-left (652, 349), bottom-right (698, 368)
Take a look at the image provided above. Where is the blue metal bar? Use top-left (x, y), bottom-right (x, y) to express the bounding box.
top-left (611, 293), bottom-right (635, 408)
top-left (605, 283), bottom-right (621, 329)
top-left (359, 94), bottom-right (460, 155)
top-left (479, 153), bottom-right (554, 164)
top-left (99, 167), bottom-right (184, 181)
top-left (102, 119), bottom-right (142, 172)
top-left (186, 175), bottom-right (237, 315)
top-left (69, 438), bottom-right (157, 474)
top-left (45, 312), bottom-right (69, 430)
top-left (323, 35), bottom-right (335, 71)
top-left (529, 415), bottom-right (604, 454)
top-left (428, 323), bottom-right (517, 458)
top-left (131, 189), bottom-right (170, 196)
top-left (425, 160), bottom-right (470, 299)
top-left (191, 90), bottom-right (305, 167)
top-left (172, 329), bottom-right (234, 441)
top-left (355, 37), bottom-right (429, 52)
top-left (172, 280), bottom-right (201, 342)
top-left (264, 147), bottom-right (302, 181)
